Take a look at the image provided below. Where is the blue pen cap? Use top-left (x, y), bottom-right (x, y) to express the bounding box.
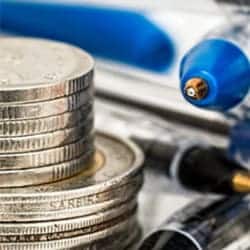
top-left (180, 39), bottom-right (250, 111)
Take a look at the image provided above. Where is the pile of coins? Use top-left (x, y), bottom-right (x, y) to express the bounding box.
top-left (0, 37), bottom-right (95, 187)
top-left (0, 37), bottom-right (144, 249)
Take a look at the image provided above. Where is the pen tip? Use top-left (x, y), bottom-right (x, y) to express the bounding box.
top-left (233, 172), bottom-right (250, 193)
top-left (184, 78), bottom-right (208, 100)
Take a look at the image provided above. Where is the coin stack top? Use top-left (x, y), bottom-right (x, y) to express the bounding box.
top-left (0, 37), bottom-right (95, 187)
top-left (0, 37), bottom-right (94, 99)
top-left (0, 37), bottom-right (144, 250)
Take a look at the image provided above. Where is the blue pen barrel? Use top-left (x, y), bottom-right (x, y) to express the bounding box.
top-left (179, 22), bottom-right (250, 113)
top-left (0, 0), bottom-right (175, 72)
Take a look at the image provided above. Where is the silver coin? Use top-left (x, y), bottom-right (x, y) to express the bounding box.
top-left (0, 131), bottom-right (144, 201)
top-left (0, 211), bottom-right (136, 244)
top-left (0, 174), bottom-right (143, 221)
top-left (0, 199), bottom-right (136, 235)
top-left (0, 133), bottom-right (94, 170)
top-left (0, 218), bottom-right (139, 250)
top-left (0, 104), bottom-right (93, 136)
top-left (0, 150), bottom-right (94, 188)
top-left (0, 118), bottom-right (93, 153)
top-left (72, 225), bottom-right (141, 250)
top-left (32, 226), bottom-right (140, 250)
top-left (0, 37), bottom-right (94, 103)
top-left (0, 87), bottom-right (93, 120)
top-left (0, 229), bottom-right (139, 250)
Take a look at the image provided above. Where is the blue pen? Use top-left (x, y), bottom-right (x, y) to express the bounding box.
top-left (0, 0), bottom-right (175, 72)
top-left (179, 20), bottom-right (250, 116)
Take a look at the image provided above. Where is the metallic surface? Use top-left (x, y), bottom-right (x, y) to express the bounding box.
top-left (69, 225), bottom-right (141, 250)
top-left (0, 89), bottom-right (93, 120)
top-left (0, 37), bottom-right (144, 250)
top-left (232, 173), bottom-right (250, 193)
top-left (0, 132), bottom-right (144, 221)
top-left (0, 37), bottom-right (94, 102)
top-left (0, 175), bottom-right (142, 222)
top-left (0, 200), bottom-right (137, 235)
top-left (184, 78), bottom-right (208, 100)
top-left (0, 118), bottom-right (93, 153)
top-left (0, 150), bottom-right (94, 188)
top-left (0, 104), bottom-right (93, 136)
top-left (140, 196), bottom-right (250, 250)
top-left (0, 221), bottom-right (140, 250)
top-left (0, 132), bottom-right (143, 195)
top-left (0, 134), bottom-right (94, 170)
top-left (0, 214), bottom-right (137, 247)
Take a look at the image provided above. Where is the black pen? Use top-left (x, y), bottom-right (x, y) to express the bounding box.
top-left (169, 143), bottom-right (250, 195)
top-left (140, 195), bottom-right (250, 250)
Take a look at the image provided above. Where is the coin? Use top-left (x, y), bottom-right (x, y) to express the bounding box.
top-left (0, 199), bottom-right (137, 235)
top-left (0, 218), bottom-right (139, 250)
top-left (0, 118), bottom-right (93, 153)
top-left (0, 104), bottom-right (93, 136)
top-left (0, 38), bottom-right (146, 250)
top-left (0, 132), bottom-right (144, 221)
top-left (0, 174), bottom-right (142, 221)
top-left (0, 211), bottom-right (136, 243)
top-left (0, 131), bottom-right (144, 198)
top-left (73, 225), bottom-right (141, 250)
top-left (0, 88), bottom-right (93, 120)
top-left (0, 37), bottom-right (94, 103)
top-left (0, 133), bottom-right (94, 170)
top-left (0, 150), bottom-right (94, 188)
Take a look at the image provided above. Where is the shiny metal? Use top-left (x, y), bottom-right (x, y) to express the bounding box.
top-left (0, 37), bottom-right (144, 250)
top-left (0, 132), bottom-right (144, 221)
top-left (0, 134), bottom-right (94, 170)
top-left (0, 175), bottom-right (143, 222)
top-left (0, 89), bottom-right (93, 120)
top-left (0, 118), bottom-right (93, 153)
top-left (0, 200), bottom-right (137, 236)
top-left (0, 104), bottom-right (93, 136)
top-left (0, 213), bottom-right (137, 247)
top-left (0, 150), bottom-right (94, 188)
top-left (0, 37), bottom-right (94, 103)
top-left (0, 132), bottom-right (143, 195)
top-left (233, 173), bottom-right (250, 193)
top-left (140, 196), bottom-right (250, 250)
top-left (70, 225), bottom-right (141, 250)
top-left (184, 78), bottom-right (208, 100)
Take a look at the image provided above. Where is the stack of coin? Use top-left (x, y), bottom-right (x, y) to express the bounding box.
top-left (0, 132), bottom-right (144, 249)
top-left (0, 37), bottom-right (144, 250)
top-left (0, 37), bottom-right (95, 187)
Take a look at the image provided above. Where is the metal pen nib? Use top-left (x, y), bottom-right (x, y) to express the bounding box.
top-left (233, 173), bottom-right (250, 193)
top-left (184, 78), bottom-right (208, 100)
top-left (172, 146), bottom-right (250, 195)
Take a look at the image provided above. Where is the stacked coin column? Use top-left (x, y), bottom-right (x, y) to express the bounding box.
top-left (0, 37), bottom-right (95, 187)
top-left (0, 37), bottom-right (144, 250)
